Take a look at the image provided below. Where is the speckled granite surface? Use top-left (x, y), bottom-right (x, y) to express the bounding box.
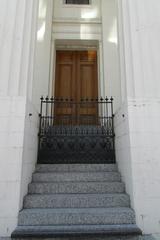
top-left (0, 234), bottom-right (159, 240)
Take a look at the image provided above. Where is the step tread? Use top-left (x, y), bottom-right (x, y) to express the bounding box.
top-left (28, 181), bottom-right (125, 194)
top-left (12, 224), bottom-right (142, 238)
top-left (19, 208), bottom-right (135, 226)
top-left (24, 193), bottom-right (130, 208)
top-left (32, 172), bottom-right (121, 182)
top-left (36, 164), bottom-right (118, 173)
top-left (25, 193), bottom-right (129, 196)
top-left (19, 207), bottom-right (134, 214)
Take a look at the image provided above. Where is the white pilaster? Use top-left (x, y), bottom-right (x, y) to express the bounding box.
top-left (32, 0), bottom-right (54, 109)
top-left (0, 0), bottom-right (39, 236)
top-left (116, 0), bottom-right (160, 235)
top-left (0, 0), bottom-right (39, 97)
top-left (101, 0), bottom-right (121, 110)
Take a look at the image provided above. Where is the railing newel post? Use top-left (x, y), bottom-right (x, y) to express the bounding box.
top-left (110, 96), bottom-right (116, 163)
top-left (38, 96), bottom-right (44, 163)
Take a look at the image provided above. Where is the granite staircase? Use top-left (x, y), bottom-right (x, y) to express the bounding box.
top-left (12, 164), bottom-right (142, 238)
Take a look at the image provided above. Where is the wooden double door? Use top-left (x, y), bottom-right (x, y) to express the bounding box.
top-left (54, 50), bottom-right (98, 124)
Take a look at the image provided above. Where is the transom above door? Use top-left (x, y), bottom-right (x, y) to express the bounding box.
top-left (54, 50), bottom-right (98, 124)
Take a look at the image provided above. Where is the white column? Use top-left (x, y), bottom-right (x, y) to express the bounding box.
top-left (116, 0), bottom-right (160, 235)
top-left (121, 0), bottom-right (160, 99)
top-left (0, 0), bottom-right (39, 97)
top-left (32, 0), bottom-right (54, 109)
top-left (101, 0), bottom-right (121, 110)
top-left (0, 0), bottom-right (39, 237)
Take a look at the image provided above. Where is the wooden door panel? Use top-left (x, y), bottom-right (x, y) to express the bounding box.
top-left (80, 64), bottom-right (96, 98)
top-left (55, 51), bottom-right (75, 98)
top-left (57, 51), bottom-right (74, 63)
top-left (79, 51), bottom-right (97, 62)
top-left (57, 64), bottom-right (73, 97)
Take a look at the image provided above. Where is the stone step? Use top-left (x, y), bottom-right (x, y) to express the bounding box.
top-left (32, 172), bottom-right (121, 183)
top-left (35, 164), bottom-right (118, 173)
top-left (28, 182), bottom-right (125, 194)
top-left (11, 224), bottom-right (142, 239)
top-left (18, 208), bottom-right (135, 226)
top-left (24, 194), bottom-right (130, 209)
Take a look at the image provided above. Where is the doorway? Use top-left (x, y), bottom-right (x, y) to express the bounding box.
top-left (54, 50), bottom-right (98, 124)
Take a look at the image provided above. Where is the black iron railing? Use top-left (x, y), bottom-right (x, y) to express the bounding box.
top-left (38, 97), bottom-right (115, 163)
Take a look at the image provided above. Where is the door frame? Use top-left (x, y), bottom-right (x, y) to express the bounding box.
top-left (49, 39), bottom-right (105, 99)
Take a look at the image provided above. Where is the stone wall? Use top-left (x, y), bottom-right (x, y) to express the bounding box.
top-left (115, 99), bottom-right (160, 234)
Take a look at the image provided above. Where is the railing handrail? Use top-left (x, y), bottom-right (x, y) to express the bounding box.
top-left (40, 97), bottom-right (114, 104)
